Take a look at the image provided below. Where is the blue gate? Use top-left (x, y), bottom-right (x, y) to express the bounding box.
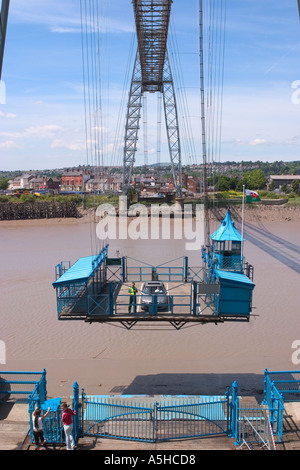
top-left (155, 397), bottom-right (230, 441)
top-left (80, 393), bottom-right (230, 442)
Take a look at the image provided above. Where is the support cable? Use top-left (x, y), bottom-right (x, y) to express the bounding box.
top-left (143, 94), bottom-right (148, 169)
top-left (80, 0), bottom-right (110, 255)
top-left (199, 0), bottom-right (210, 248)
top-left (168, 16), bottom-right (197, 167)
top-left (200, 0), bottom-right (227, 234)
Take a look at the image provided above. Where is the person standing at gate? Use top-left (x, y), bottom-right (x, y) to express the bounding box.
top-left (61, 402), bottom-right (76, 450)
top-left (128, 282), bottom-right (138, 313)
top-left (32, 406), bottom-right (50, 449)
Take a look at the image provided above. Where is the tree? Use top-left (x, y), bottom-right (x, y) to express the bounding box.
top-left (0, 177), bottom-right (9, 190)
top-left (243, 169), bottom-right (266, 190)
top-left (292, 179), bottom-right (300, 195)
top-left (215, 175), bottom-right (230, 191)
top-left (268, 180), bottom-right (275, 191)
top-left (229, 176), bottom-right (239, 190)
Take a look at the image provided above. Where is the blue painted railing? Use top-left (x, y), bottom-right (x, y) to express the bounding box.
top-left (80, 393), bottom-right (231, 442)
top-left (0, 370), bottom-right (47, 403)
top-left (0, 370), bottom-right (81, 446)
top-left (115, 294), bottom-right (192, 316)
top-left (124, 256), bottom-right (189, 283)
top-left (28, 380), bottom-right (80, 445)
top-left (1, 370), bottom-right (291, 446)
top-left (230, 379), bottom-right (284, 446)
top-left (263, 369), bottom-right (300, 442)
top-left (264, 369), bottom-right (300, 402)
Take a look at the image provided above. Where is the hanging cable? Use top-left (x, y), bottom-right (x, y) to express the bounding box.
top-left (202, 0), bottom-right (227, 170)
top-left (200, 0), bottom-right (227, 233)
top-left (157, 93), bottom-right (162, 176)
top-left (110, 31), bottom-right (136, 169)
top-left (80, 0), bottom-right (111, 255)
top-left (168, 15), bottom-right (198, 167)
top-left (143, 94), bottom-right (148, 170)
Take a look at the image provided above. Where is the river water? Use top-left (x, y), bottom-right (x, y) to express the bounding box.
top-left (1, 214), bottom-right (300, 399)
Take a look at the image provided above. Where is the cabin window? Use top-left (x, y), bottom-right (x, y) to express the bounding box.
top-left (232, 241), bottom-right (241, 254)
top-left (214, 241), bottom-right (225, 253)
top-left (224, 240), bottom-right (232, 252)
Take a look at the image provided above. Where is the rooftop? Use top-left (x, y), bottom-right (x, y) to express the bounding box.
top-left (270, 175), bottom-right (300, 180)
top-left (215, 269), bottom-right (255, 286)
top-left (210, 210), bottom-right (244, 242)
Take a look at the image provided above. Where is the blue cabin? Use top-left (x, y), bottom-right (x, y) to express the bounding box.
top-left (214, 270), bottom-right (254, 317)
top-left (210, 209), bottom-right (243, 272)
top-left (53, 245), bottom-right (110, 319)
top-left (202, 210), bottom-right (255, 319)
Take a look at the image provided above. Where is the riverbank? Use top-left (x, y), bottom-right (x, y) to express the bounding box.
top-left (0, 203), bottom-right (300, 226)
top-left (210, 204), bottom-right (300, 222)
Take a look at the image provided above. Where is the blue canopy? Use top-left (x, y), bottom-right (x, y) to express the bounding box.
top-left (52, 255), bottom-right (99, 287)
top-left (215, 269), bottom-right (254, 286)
top-left (53, 245), bottom-right (108, 288)
top-left (210, 209), bottom-right (244, 242)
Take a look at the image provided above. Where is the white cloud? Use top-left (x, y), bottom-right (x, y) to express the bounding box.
top-left (50, 27), bottom-right (81, 34)
top-left (249, 138), bottom-right (268, 146)
top-left (0, 140), bottom-right (20, 149)
top-left (10, 0), bottom-right (134, 35)
top-left (0, 125), bottom-right (65, 140)
top-left (51, 139), bottom-right (86, 151)
top-left (0, 112), bottom-right (17, 119)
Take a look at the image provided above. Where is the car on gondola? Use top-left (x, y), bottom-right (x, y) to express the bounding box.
top-left (140, 281), bottom-right (169, 311)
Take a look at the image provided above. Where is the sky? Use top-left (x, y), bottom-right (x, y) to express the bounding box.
top-left (0, 0), bottom-right (299, 171)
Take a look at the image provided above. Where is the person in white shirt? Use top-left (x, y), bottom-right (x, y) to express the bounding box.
top-left (32, 406), bottom-right (50, 449)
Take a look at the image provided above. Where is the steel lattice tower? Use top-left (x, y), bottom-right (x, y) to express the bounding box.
top-left (123, 0), bottom-right (182, 196)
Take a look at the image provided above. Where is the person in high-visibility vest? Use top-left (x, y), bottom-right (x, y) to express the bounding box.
top-left (128, 282), bottom-right (138, 313)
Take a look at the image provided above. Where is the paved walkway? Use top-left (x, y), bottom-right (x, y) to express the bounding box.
top-left (1, 400), bottom-right (300, 451)
top-left (0, 402), bottom-right (29, 450)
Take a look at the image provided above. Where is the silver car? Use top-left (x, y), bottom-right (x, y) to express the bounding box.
top-left (141, 281), bottom-right (169, 312)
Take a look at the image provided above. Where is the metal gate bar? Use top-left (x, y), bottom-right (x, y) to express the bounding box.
top-left (156, 397), bottom-right (229, 441)
top-left (82, 398), bottom-right (155, 442)
top-left (80, 394), bottom-right (230, 443)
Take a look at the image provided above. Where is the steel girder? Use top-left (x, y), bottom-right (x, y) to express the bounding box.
top-left (123, 0), bottom-right (182, 195)
top-left (162, 51), bottom-right (182, 195)
top-left (123, 51), bottom-right (182, 195)
top-left (132, 0), bottom-right (172, 93)
top-left (123, 53), bottom-right (143, 193)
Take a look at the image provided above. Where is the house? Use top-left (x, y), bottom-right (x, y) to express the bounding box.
top-left (269, 175), bottom-right (300, 190)
top-left (86, 177), bottom-right (110, 193)
top-left (20, 173), bottom-right (35, 188)
top-left (111, 176), bottom-right (123, 193)
top-left (85, 175), bottom-right (124, 193)
top-left (29, 177), bottom-right (60, 191)
top-left (47, 178), bottom-right (60, 190)
top-left (61, 169), bottom-right (91, 192)
top-left (187, 176), bottom-right (203, 195)
top-left (8, 173), bottom-right (35, 190)
top-left (8, 176), bottom-right (22, 190)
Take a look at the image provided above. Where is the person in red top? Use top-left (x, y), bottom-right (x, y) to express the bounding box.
top-left (61, 402), bottom-right (76, 450)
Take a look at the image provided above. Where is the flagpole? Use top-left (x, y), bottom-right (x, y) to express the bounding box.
top-left (241, 184), bottom-right (245, 268)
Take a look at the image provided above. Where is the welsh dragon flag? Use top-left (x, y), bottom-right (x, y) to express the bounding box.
top-left (245, 189), bottom-right (261, 202)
